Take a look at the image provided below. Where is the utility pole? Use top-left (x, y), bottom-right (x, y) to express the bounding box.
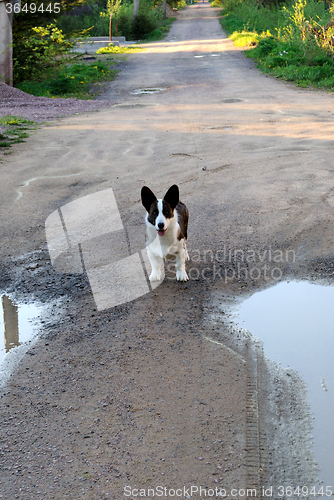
top-left (0, 0), bottom-right (13, 86)
top-left (163, 0), bottom-right (166, 19)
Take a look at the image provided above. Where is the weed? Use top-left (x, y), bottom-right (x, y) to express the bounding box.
top-left (0, 116), bottom-right (36, 151)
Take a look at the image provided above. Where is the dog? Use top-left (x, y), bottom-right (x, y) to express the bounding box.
top-left (141, 184), bottom-right (189, 282)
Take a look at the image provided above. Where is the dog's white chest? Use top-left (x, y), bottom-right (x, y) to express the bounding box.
top-left (146, 228), bottom-right (180, 259)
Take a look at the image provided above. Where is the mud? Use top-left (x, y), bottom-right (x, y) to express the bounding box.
top-left (237, 281), bottom-right (334, 487)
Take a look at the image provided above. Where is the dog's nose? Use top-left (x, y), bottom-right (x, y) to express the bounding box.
top-left (158, 222), bottom-right (165, 229)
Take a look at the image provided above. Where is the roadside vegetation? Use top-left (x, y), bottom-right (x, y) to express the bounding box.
top-left (12, 0), bottom-right (180, 99)
top-left (214, 0), bottom-right (334, 90)
top-left (0, 116), bottom-right (36, 151)
top-left (17, 56), bottom-right (119, 99)
top-left (57, 1), bottom-right (162, 40)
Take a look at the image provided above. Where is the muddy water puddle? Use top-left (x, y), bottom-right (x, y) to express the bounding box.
top-left (236, 281), bottom-right (334, 487)
top-left (131, 88), bottom-right (166, 95)
top-left (1, 294), bottom-right (43, 365)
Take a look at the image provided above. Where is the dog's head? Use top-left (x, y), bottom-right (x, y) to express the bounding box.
top-left (141, 185), bottom-right (179, 236)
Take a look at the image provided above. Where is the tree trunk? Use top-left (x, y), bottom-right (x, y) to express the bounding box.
top-left (132, 0), bottom-right (139, 21)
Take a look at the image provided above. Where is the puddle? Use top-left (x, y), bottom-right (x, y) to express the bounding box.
top-left (222, 98), bottom-right (244, 103)
top-left (113, 103), bottom-right (160, 108)
top-left (205, 125), bottom-right (235, 130)
top-left (236, 281), bottom-right (334, 487)
top-left (131, 88), bottom-right (165, 95)
top-left (1, 294), bottom-right (44, 365)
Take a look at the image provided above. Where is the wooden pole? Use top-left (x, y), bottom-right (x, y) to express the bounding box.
top-left (0, 2), bottom-right (13, 86)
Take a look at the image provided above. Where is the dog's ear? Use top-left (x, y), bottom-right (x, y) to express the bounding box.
top-left (164, 184), bottom-right (179, 210)
top-left (141, 186), bottom-right (157, 212)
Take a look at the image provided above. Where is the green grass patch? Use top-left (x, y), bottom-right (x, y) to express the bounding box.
top-left (16, 60), bottom-right (118, 99)
top-left (0, 116), bottom-right (36, 151)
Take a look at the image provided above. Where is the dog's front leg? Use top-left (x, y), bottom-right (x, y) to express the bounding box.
top-left (147, 248), bottom-right (163, 281)
top-left (175, 248), bottom-right (189, 281)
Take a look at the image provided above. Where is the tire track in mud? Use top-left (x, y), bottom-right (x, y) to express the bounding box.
top-left (202, 292), bottom-right (318, 497)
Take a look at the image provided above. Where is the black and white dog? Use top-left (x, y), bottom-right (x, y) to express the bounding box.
top-left (141, 184), bottom-right (189, 282)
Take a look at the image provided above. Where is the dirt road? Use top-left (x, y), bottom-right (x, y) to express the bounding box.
top-left (1, 2), bottom-right (334, 498)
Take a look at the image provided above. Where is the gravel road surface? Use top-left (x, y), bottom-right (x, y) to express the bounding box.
top-left (1, 2), bottom-right (334, 498)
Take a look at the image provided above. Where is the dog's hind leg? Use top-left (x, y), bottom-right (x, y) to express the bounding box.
top-left (185, 243), bottom-right (190, 261)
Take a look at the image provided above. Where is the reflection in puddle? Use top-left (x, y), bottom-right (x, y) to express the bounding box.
top-left (1, 295), bottom-right (43, 364)
top-left (131, 88), bottom-right (165, 95)
top-left (236, 281), bottom-right (334, 487)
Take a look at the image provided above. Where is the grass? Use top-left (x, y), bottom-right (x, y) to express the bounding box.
top-left (219, 0), bottom-right (334, 90)
top-left (0, 116), bottom-right (36, 151)
top-left (16, 59), bottom-right (118, 99)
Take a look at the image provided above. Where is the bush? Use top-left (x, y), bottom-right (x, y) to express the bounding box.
top-left (117, 5), bottom-right (134, 39)
top-left (13, 24), bottom-right (75, 84)
top-left (132, 9), bottom-right (160, 39)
